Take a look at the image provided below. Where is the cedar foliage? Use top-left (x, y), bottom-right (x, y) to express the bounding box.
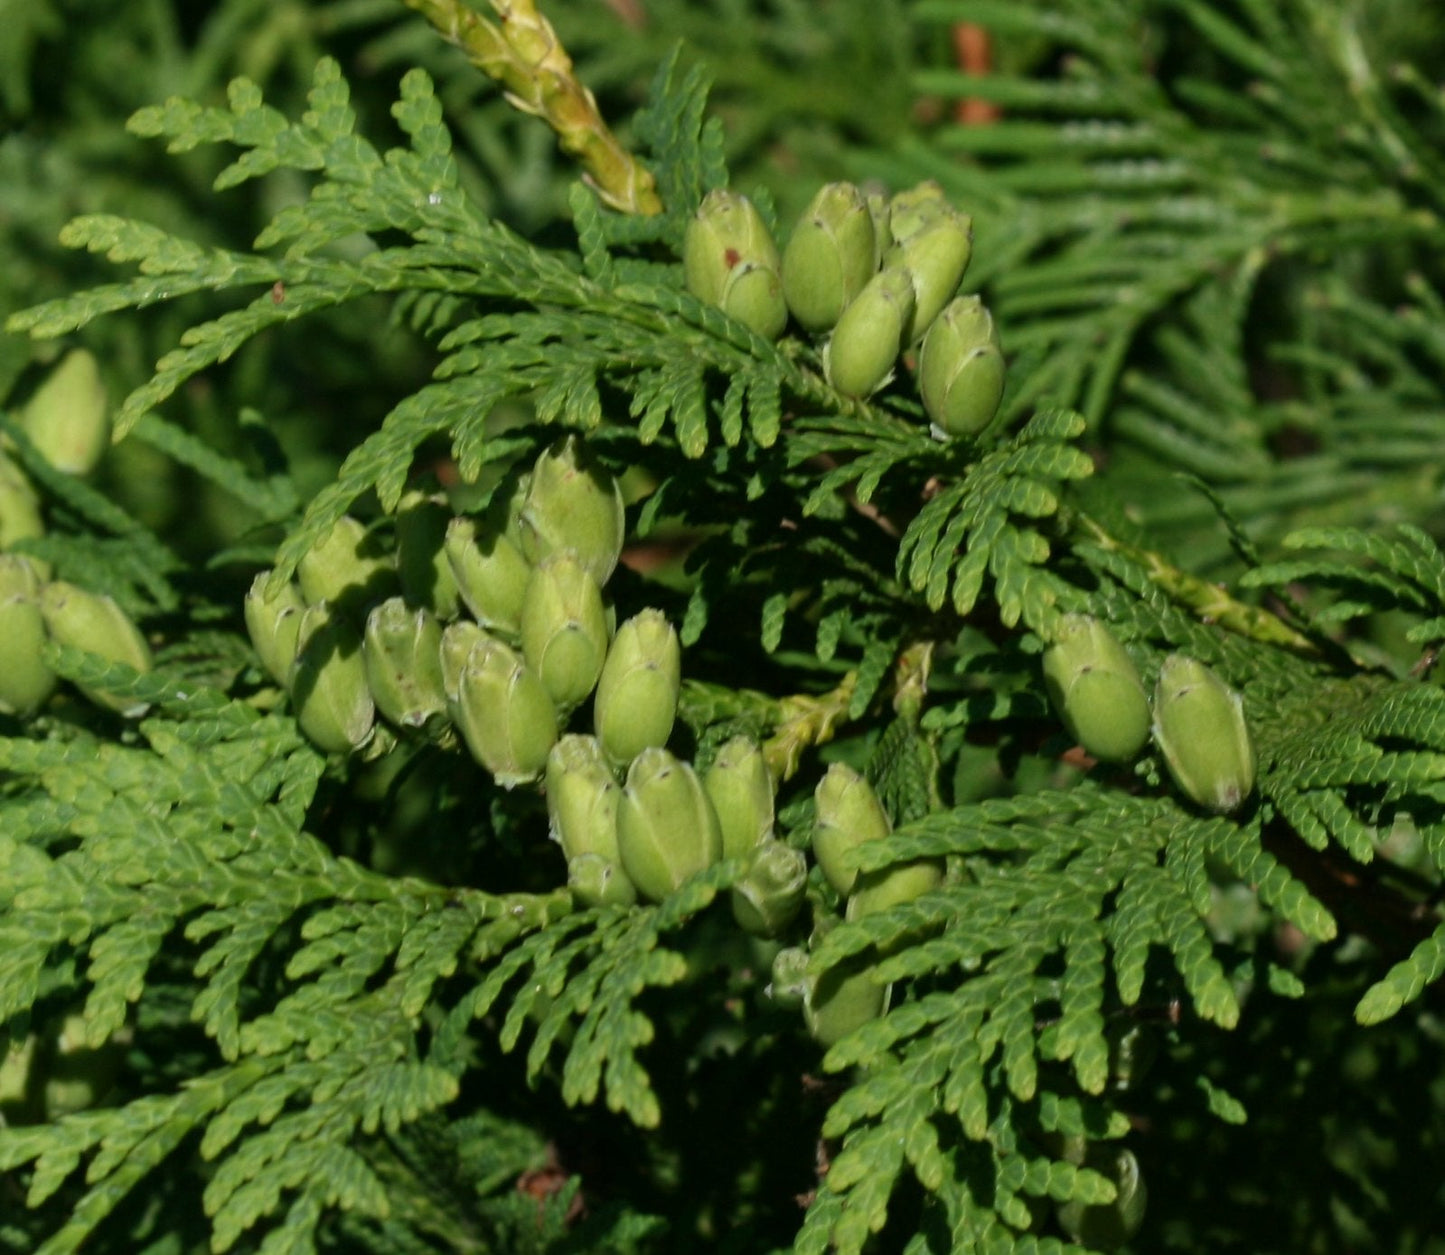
top-left (2, 2), bottom-right (1444, 1252)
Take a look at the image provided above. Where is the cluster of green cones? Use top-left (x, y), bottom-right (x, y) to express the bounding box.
top-left (684, 179), bottom-right (1006, 439)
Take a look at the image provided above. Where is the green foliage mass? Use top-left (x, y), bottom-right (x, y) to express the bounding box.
top-left (2, 2), bottom-right (1444, 1253)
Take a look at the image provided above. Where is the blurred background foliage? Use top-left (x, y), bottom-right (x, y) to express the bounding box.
top-left (2, 2), bottom-right (1444, 1251)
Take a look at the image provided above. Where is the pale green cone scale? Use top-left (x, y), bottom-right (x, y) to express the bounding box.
top-left (731, 839), bottom-right (807, 937)
top-left (245, 571), bottom-right (307, 687)
top-left (520, 553), bottom-right (610, 714)
top-left (917, 295), bottom-right (1005, 439)
top-left (20, 348), bottom-right (110, 476)
top-left (824, 266), bottom-right (915, 398)
top-left (568, 852), bottom-right (638, 908)
top-left (781, 181), bottom-right (878, 333)
top-left (1042, 614), bottom-right (1150, 764)
top-left (296, 515), bottom-right (396, 613)
top-left (593, 608), bottom-right (681, 768)
top-left (0, 556), bottom-right (55, 717)
top-left (616, 747), bottom-right (723, 902)
top-left (288, 603), bottom-right (376, 754)
top-left (718, 260), bottom-right (788, 340)
top-left (805, 960), bottom-right (889, 1048)
top-left (846, 857), bottom-right (944, 920)
top-left (812, 762), bottom-right (891, 896)
top-left (887, 210), bottom-right (974, 344)
top-left (1153, 653), bottom-right (1256, 813)
top-left (444, 515), bottom-right (531, 638)
top-left (545, 734), bottom-right (623, 865)
top-left (439, 619), bottom-right (491, 703)
top-left (452, 634), bottom-right (558, 788)
top-left (0, 452), bottom-right (44, 555)
top-left (39, 581), bottom-right (153, 717)
top-left (703, 735), bottom-right (776, 860)
top-left (516, 436), bottom-right (625, 587)
top-left (887, 181), bottom-right (947, 243)
top-left (396, 490), bottom-right (462, 620)
top-left (363, 597), bottom-right (448, 731)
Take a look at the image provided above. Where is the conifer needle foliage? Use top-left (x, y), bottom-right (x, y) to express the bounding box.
top-left (2, 3), bottom-right (1444, 1253)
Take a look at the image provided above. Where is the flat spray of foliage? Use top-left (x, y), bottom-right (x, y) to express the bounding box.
top-left (1, 1), bottom-right (1444, 1252)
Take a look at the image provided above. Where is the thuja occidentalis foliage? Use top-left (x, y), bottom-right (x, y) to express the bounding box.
top-left (2, 2), bottom-right (1445, 1252)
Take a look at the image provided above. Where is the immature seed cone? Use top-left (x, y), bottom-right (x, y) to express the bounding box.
top-left (296, 515), bottom-right (396, 614)
top-left (804, 960), bottom-right (889, 1048)
top-left (520, 554), bottom-right (610, 714)
top-left (244, 571), bottom-right (307, 687)
top-left (451, 634), bottom-right (558, 788)
top-left (1041, 614), bottom-right (1151, 764)
top-left (1055, 1144), bottom-right (1148, 1251)
top-left (767, 946), bottom-right (812, 1010)
top-left (289, 602), bottom-right (376, 754)
top-left (39, 581), bottom-right (153, 717)
top-left (0, 452), bottom-right (44, 555)
top-left (396, 490), bottom-right (462, 619)
top-left (683, 189), bottom-right (787, 339)
top-left (0, 555), bottom-right (56, 717)
top-left (917, 295), bottom-right (1006, 439)
top-left (731, 839), bottom-right (808, 937)
top-left (567, 852), bottom-right (638, 908)
top-left (593, 609), bottom-right (681, 768)
top-left (363, 597), bottom-right (448, 732)
top-left (444, 515), bottom-right (531, 638)
top-left (545, 734), bottom-right (623, 866)
top-left (1153, 653), bottom-right (1256, 813)
top-left (20, 349), bottom-right (110, 476)
top-left (616, 747), bottom-right (723, 902)
top-left (824, 266), bottom-right (915, 398)
top-left (886, 210), bottom-right (974, 344)
top-left (517, 436), bottom-right (625, 587)
top-left (812, 762), bottom-right (891, 896)
top-left (846, 856), bottom-right (944, 920)
top-left (703, 735), bottom-right (776, 860)
top-left (780, 181), bottom-right (878, 332)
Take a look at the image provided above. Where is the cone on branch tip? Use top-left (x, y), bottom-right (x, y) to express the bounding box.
top-left (288, 603), bottom-right (376, 754)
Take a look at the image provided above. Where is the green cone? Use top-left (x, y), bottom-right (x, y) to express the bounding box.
top-left (917, 294), bottom-right (1006, 439)
top-left (887, 210), bottom-right (974, 344)
top-left (545, 734), bottom-right (623, 865)
top-left (567, 852), bottom-right (638, 908)
top-left (0, 452), bottom-right (44, 556)
top-left (704, 735), bottom-right (775, 860)
top-left (520, 553), bottom-right (610, 714)
top-left (593, 608), bottom-right (681, 768)
top-left (1153, 654), bottom-right (1256, 813)
top-left (289, 602), bottom-right (376, 754)
top-left (444, 514), bottom-right (531, 638)
top-left (887, 181), bottom-right (948, 243)
top-left (731, 839), bottom-right (807, 937)
top-left (824, 266), bottom-right (915, 398)
top-left (1055, 1144), bottom-right (1148, 1250)
top-left (812, 763), bottom-right (891, 896)
top-left (866, 191), bottom-right (892, 268)
top-left (0, 555), bottom-right (55, 717)
top-left (517, 436), bottom-right (625, 587)
top-left (244, 571), bottom-right (307, 687)
top-left (439, 619), bottom-right (490, 703)
top-left (20, 349), bottom-right (110, 476)
top-left (767, 946), bottom-right (812, 1010)
top-left (296, 515), bottom-right (396, 614)
top-left (805, 959), bottom-right (889, 1048)
top-left (451, 634), bottom-right (558, 788)
top-left (39, 581), bottom-right (153, 717)
top-left (846, 856), bottom-right (943, 920)
top-left (396, 490), bottom-right (462, 620)
top-left (363, 597), bottom-right (448, 732)
top-left (616, 747), bottom-right (723, 902)
top-left (781, 182), bottom-right (878, 333)
top-left (683, 189), bottom-right (787, 339)
top-left (1042, 614), bottom-right (1151, 764)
